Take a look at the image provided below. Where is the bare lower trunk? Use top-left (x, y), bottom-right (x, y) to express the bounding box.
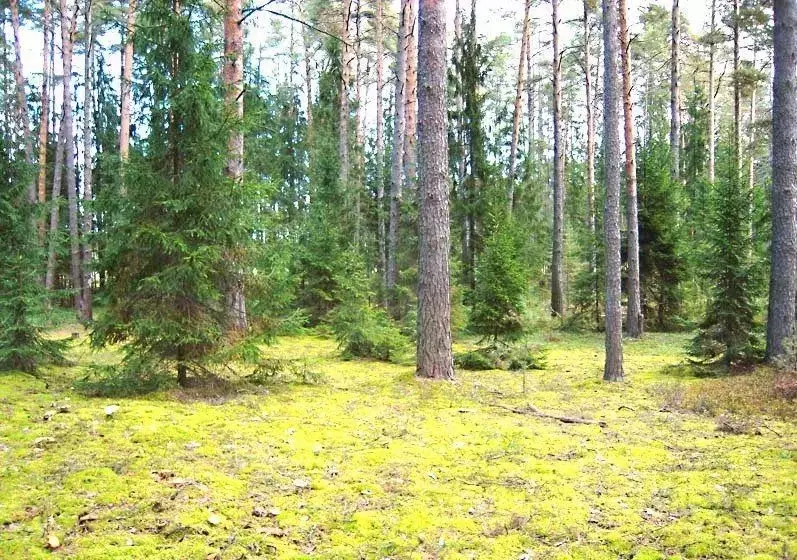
top-left (707, 0), bottom-right (716, 184)
top-left (9, 0), bottom-right (35, 204)
top-left (303, 28), bottom-right (313, 127)
top-left (620, 0), bottom-right (642, 337)
top-left (508, 0), bottom-right (531, 212)
top-left (670, 0), bottom-right (680, 181)
top-left (37, 0), bottom-right (52, 242)
top-left (602, 0), bottom-right (624, 381)
top-left (387, 0), bottom-right (410, 298)
top-left (416, 0), bottom-right (453, 380)
top-left (766, 0), bottom-right (797, 361)
top-left (353, 0), bottom-right (364, 247)
top-left (80, 0), bottom-right (94, 322)
top-left (550, 0), bottom-right (565, 318)
top-left (402, 0), bottom-right (418, 190)
top-left (455, 0), bottom-right (469, 284)
top-left (59, 0), bottom-right (82, 318)
top-left (45, 113), bottom-right (66, 292)
top-left (732, 0), bottom-right (741, 179)
top-left (583, 0), bottom-right (597, 324)
top-left (375, 0), bottom-right (386, 293)
top-left (223, 0), bottom-right (247, 332)
top-left (119, 0), bottom-right (136, 168)
top-left (339, 0), bottom-right (351, 191)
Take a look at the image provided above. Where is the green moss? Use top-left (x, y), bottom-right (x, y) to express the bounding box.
top-left (0, 331), bottom-right (794, 558)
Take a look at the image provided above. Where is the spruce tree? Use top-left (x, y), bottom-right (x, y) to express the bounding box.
top-left (92, 0), bottom-right (258, 384)
top-left (0, 139), bottom-right (65, 372)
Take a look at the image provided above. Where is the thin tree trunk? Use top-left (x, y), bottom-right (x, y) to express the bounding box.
top-left (602, 0), bottom-right (624, 381)
top-left (402, 0), bottom-right (418, 190)
top-left (732, 0), bottom-right (741, 179)
top-left (339, 0), bottom-right (351, 191)
top-left (353, 0), bottom-right (363, 247)
top-left (766, 0), bottom-right (797, 361)
top-left (583, 0), bottom-right (597, 324)
top-left (526, 30), bottom-right (534, 158)
top-left (37, 0), bottom-right (52, 243)
top-left (119, 0), bottom-right (136, 169)
top-left (508, 0), bottom-right (531, 213)
top-left (375, 0), bottom-right (386, 294)
top-left (9, 0), bottom-right (35, 204)
top-left (45, 117), bottom-right (66, 292)
top-left (620, 0), bottom-right (642, 337)
top-left (223, 0), bottom-right (247, 331)
top-left (80, 0), bottom-right (94, 322)
top-left (707, 0), bottom-right (716, 184)
top-left (550, 0), bottom-right (565, 318)
top-left (670, 0), bottom-right (680, 181)
top-left (303, 28), bottom-right (313, 127)
top-left (416, 0), bottom-right (453, 380)
top-left (455, 0), bottom-right (469, 285)
top-left (387, 0), bottom-right (409, 298)
top-left (59, 0), bottom-right (82, 318)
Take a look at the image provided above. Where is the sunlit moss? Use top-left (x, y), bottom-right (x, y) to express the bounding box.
top-left (0, 331), bottom-right (794, 558)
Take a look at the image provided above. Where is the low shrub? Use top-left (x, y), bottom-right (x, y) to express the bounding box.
top-left (330, 302), bottom-right (411, 363)
top-left (455, 343), bottom-right (546, 372)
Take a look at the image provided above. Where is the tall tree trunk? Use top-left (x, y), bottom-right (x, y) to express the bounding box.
top-left (402, 0), bottom-right (418, 189)
top-left (119, 0), bottom-right (136, 168)
top-left (59, 0), bottom-right (83, 318)
top-left (353, 0), bottom-right (363, 247)
top-left (669, 0), bottom-right (680, 181)
top-left (583, 0), bottom-right (597, 326)
top-left (45, 115), bottom-right (66, 292)
top-left (766, 0), bottom-right (797, 361)
top-left (375, 0), bottom-right (386, 293)
top-left (339, 0), bottom-right (351, 191)
top-left (303, 28), bottom-right (313, 127)
top-left (732, 0), bottom-right (741, 179)
top-left (455, 0), bottom-right (469, 286)
top-left (387, 0), bottom-right (409, 298)
top-left (620, 0), bottom-right (642, 337)
top-left (223, 0), bottom-right (247, 331)
top-left (37, 0), bottom-right (52, 243)
top-left (9, 0), bottom-right (35, 204)
top-left (526, 29), bottom-right (534, 158)
top-left (550, 0), bottom-right (565, 318)
top-left (80, 0), bottom-right (94, 321)
top-left (416, 0), bottom-right (453, 380)
top-left (707, 0), bottom-right (716, 184)
top-left (602, 0), bottom-right (624, 381)
top-left (508, 0), bottom-right (531, 212)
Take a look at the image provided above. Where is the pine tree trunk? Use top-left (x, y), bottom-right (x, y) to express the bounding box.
top-left (353, 0), bottom-right (364, 247)
top-left (402, 0), bottom-right (418, 190)
top-left (9, 0), bottom-right (35, 204)
top-left (602, 0), bottom-right (624, 381)
top-left (59, 0), bottom-right (83, 318)
top-left (583, 0), bottom-right (597, 325)
top-left (45, 115), bottom-right (66, 292)
top-left (550, 0), bottom-right (565, 318)
top-left (223, 0), bottom-right (247, 332)
top-left (707, 0), bottom-right (716, 184)
top-left (507, 0), bottom-right (531, 212)
top-left (387, 0), bottom-right (409, 298)
top-left (119, 0), bottom-right (136, 168)
top-left (339, 0), bottom-right (351, 191)
top-left (455, 0), bottom-right (469, 286)
top-left (732, 0), bottom-right (741, 179)
top-left (37, 0), bottom-right (52, 243)
top-left (80, 0), bottom-right (94, 322)
top-left (303, 28), bottom-right (313, 127)
top-left (416, 0), bottom-right (453, 380)
top-left (620, 0), bottom-right (642, 338)
top-left (375, 0), bottom-right (386, 293)
top-left (669, 0), bottom-right (680, 181)
top-left (526, 30), bottom-right (534, 158)
top-left (766, 0), bottom-right (797, 361)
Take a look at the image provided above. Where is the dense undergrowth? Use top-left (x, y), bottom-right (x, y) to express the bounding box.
top-left (0, 329), bottom-right (794, 559)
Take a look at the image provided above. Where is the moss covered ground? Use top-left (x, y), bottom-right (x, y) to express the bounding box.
top-left (1, 330), bottom-right (795, 559)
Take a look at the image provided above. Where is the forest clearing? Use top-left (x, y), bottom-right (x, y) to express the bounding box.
top-left (2, 0), bottom-right (797, 557)
top-left (1, 327), bottom-right (795, 559)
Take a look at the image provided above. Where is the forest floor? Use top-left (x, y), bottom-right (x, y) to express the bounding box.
top-left (0, 329), bottom-right (795, 560)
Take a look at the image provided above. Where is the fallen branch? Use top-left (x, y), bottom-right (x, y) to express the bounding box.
top-left (489, 403), bottom-right (607, 428)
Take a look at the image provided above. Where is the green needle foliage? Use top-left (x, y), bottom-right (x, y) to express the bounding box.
top-left (0, 140), bottom-right (65, 373)
top-left (91, 0), bottom-right (260, 383)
